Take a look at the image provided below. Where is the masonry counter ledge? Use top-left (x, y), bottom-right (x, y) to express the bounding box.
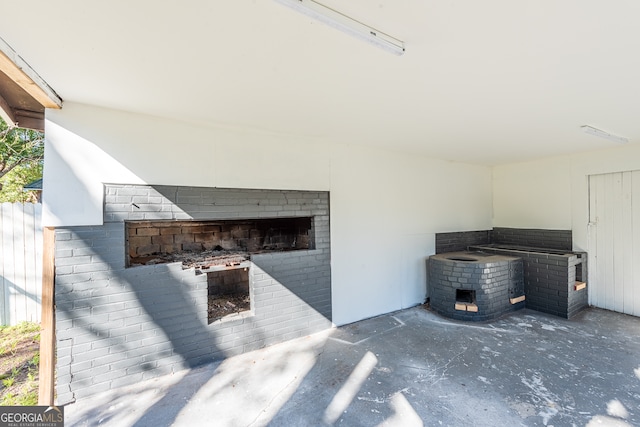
top-left (428, 251), bottom-right (525, 321)
top-left (469, 244), bottom-right (588, 319)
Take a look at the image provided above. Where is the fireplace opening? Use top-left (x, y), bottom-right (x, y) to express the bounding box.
top-left (126, 217), bottom-right (314, 268)
top-left (456, 289), bottom-right (476, 304)
top-left (208, 267), bottom-right (250, 323)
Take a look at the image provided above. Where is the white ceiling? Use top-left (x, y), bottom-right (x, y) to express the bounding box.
top-left (1, 0), bottom-right (639, 165)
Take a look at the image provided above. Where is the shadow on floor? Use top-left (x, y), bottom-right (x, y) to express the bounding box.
top-left (65, 306), bottom-right (640, 427)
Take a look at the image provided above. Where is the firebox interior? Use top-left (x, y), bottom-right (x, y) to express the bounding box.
top-left (126, 217), bottom-right (314, 267)
top-left (208, 267), bottom-right (250, 323)
top-left (456, 289), bottom-right (476, 304)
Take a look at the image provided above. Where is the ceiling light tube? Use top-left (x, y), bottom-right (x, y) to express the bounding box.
top-left (274, 0), bottom-right (405, 55)
top-left (581, 125), bottom-right (629, 144)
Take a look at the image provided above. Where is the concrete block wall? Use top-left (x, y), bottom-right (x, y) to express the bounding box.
top-left (54, 185), bottom-right (331, 404)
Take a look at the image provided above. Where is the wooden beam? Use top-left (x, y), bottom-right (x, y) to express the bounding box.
top-left (0, 92), bottom-right (17, 126)
top-left (0, 37), bottom-right (62, 110)
top-left (510, 295), bottom-right (526, 304)
top-left (38, 227), bottom-right (56, 406)
top-left (465, 303), bottom-right (479, 313)
top-left (574, 281), bottom-right (587, 291)
top-left (454, 303), bottom-right (467, 311)
top-left (14, 109), bottom-right (44, 132)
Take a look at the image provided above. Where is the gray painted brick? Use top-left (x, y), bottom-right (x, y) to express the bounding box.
top-left (153, 355), bottom-right (185, 368)
top-left (57, 184), bottom-right (331, 401)
top-left (108, 324), bottom-right (142, 338)
top-left (70, 347), bottom-right (112, 365)
top-left (125, 330), bottom-right (154, 343)
top-left (74, 262), bottom-right (112, 273)
top-left (123, 343), bottom-right (161, 360)
top-left (56, 392), bottom-right (75, 406)
top-left (71, 332), bottom-right (108, 347)
top-left (93, 369), bottom-right (128, 386)
top-left (53, 240), bottom-right (84, 252)
top-left (140, 334), bottom-right (168, 348)
top-left (114, 187), bottom-right (150, 197)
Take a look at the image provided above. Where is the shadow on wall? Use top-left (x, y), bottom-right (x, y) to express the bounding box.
top-left (0, 277), bottom-right (41, 325)
top-left (0, 201), bottom-right (43, 326)
top-left (54, 183), bottom-right (332, 425)
top-left (147, 184), bottom-right (333, 336)
top-left (146, 184), bottom-right (333, 342)
top-left (55, 255), bottom-right (224, 423)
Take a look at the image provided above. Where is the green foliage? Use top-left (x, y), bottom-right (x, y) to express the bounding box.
top-left (18, 365), bottom-right (39, 406)
top-left (0, 116), bottom-right (44, 203)
top-left (0, 388), bottom-right (38, 406)
top-left (13, 322), bottom-right (40, 336)
top-left (17, 390), bottom-right (38, 406)
top-left (30, 352), bottom-right (39, 367)
top-left (0, 341), bottom-right (19, 357)
top-left (0, 321), bottom-right (40, 406)
top-left (0, 164), bottom-right (42, 203)
top-left (1, 392), bottom-right (17, 405)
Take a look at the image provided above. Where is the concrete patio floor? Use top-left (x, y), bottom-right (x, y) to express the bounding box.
top-left (65, 306), bottom-right (640, 426)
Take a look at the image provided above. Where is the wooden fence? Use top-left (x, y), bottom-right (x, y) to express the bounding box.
top-left (0, 203), bottom-right (42, 325)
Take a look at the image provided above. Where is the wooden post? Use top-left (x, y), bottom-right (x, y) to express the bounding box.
top-left (38, 226), bottom-right (55, 405)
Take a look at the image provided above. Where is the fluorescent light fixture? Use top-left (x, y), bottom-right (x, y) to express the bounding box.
top-left (274, 0), bottom-right (405, 55)
top-left (581, 125), bottom-right (629, 144)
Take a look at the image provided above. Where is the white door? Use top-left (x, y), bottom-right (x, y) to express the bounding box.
top-left (588, 171), bottom-right (640, 316)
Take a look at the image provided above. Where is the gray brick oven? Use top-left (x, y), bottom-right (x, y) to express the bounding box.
top-left (431, 229), bottom-right (588, 321)
top-left (428, 252), bottom-right (525, 321)
top-left (54, 184), bottom-right (332, 403)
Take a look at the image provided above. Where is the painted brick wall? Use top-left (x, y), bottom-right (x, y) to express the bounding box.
top-left (567, 254), bottom-right (589, 319)
top-left (435, 230), bottom-right (491, 254)
top-left (491, 227), bottom-right (572, 251)
top-left (428, 254), bottom-right (524, 321)
top-left (54, 185), bottom-right (332, 404)
top-left (435, 228), bottom-right (572, 254)
top-left (468, 245), bottom-right (588, 319)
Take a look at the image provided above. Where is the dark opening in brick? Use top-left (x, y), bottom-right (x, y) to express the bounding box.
top-left (207, 267), bottom-right (250, 323)
top-left (125, 217), bottom-right (314, 267)
top-left (456, 289), bottom-right (476, 304)
top-left (575, 254), bottom-right (585, 283)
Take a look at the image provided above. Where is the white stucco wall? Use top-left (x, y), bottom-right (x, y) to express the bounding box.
top-left (43, 104), bottom-right (331, 225)
top-left (492, 156), bottom-right (573, 230)
top-left (493, 143), bottom-right (640, 252)
top-left (330, 144), bottom-right (492, 324)
top-left (44, 103), bottom-right (493, 326)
